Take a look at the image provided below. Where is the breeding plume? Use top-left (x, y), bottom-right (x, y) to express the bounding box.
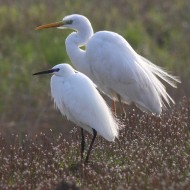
top-left (36, 14), bottom-right (180, 116)
top-left (33, 63), bottom-right (118, 163)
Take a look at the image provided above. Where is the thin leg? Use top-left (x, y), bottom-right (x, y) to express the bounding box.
top-left (112, 100), bottom-right (117, 116)
top-left (85, 129), bottom-right (97, 163)
top-left (117, 94), bottom-right (126, 118)
top-left (81, 128), bottom-right (85, 159)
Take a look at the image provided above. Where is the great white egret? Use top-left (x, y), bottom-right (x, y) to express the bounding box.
top-left (36, 14), bottom-right (180, 116)
top-left (33, 63), bottom-right (119, 163)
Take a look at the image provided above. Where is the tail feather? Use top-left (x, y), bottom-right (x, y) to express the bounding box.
top-left (139, 55), bottom-right (181, 88)
top-left (138, 54), bottom-right (180, 109)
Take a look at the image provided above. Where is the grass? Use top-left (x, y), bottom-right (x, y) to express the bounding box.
top-left (0, 98), bottom-right (190, 189)
top-left (0, 0), bottom-right (190, 189)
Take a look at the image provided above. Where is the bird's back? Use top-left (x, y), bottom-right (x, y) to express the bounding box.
top-left (86, 31), bottom-right (179, 114)
top-left (51, 71), bottom-right (119, 141)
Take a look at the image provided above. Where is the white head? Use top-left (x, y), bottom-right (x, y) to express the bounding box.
top-left (36, 14), bottom-right (94, 47)
top-left (36, 14), bottom-right (93, 33)
top-left (61, 14), bottom-right (92, 31)
top-left (33, 63), bottom-right (75, 77)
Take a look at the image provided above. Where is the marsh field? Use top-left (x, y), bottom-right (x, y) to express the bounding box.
top-left (0, 0), bottom-right (190, 189)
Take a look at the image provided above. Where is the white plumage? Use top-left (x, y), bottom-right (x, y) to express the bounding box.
top-left (36, 14), bottom-right (180, 115)
top-left (33, 63), bottom-right (118, 162)
top-left (50, 64), bottom-right (118, 141)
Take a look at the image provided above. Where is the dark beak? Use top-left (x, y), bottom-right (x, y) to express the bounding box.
top-left (33, 69), bottom-right (55, 75)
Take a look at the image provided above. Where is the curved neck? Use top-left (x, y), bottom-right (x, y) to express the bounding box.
top-left (65, 26), bottom-right (93, 74)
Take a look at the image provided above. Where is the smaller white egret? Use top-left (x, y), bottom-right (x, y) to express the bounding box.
top-left (33, 63), bottom-right (119, 163)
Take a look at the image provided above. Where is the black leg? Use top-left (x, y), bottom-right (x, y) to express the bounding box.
top-left (112, 100), bottom-right (117, 116)
top-left (117, 94), bottom-right (126, 118)
top-left (85, 129), bottom-right (97, 163)
top-left (81, 128), bottom-right (85, 159)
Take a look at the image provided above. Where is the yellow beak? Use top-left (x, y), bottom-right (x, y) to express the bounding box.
top-left (35, 21), bottom-right (64, 30)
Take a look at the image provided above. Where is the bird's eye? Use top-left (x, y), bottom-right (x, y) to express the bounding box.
top-left (66, 20), bottom-right (73, 25)
top-left (54, 68), bottom-right (60, 72)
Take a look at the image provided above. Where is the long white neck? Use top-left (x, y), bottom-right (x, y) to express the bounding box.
top-left (65, 26), bottom-right (93, 75)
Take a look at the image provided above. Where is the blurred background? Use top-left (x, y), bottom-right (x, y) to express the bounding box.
top-left (0, 0), bottom-right (189, 142)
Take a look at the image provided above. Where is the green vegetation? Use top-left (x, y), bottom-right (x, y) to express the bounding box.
top-left (0, 0), bottom-right (190, 189)
top-left (0, 0), bottom-right (189, 119)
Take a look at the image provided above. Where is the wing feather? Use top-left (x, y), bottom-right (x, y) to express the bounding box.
top-left (51, 73), bottom-right (119, 141)
top-left (86, 31), bottom-right (180, 114)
